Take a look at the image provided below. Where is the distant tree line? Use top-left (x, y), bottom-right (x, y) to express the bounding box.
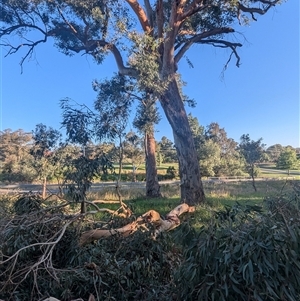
top-left (1, 120), bottom-right (299, 188)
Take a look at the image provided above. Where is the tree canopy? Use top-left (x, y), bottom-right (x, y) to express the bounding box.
top-left (276, 147), bottom-right (299, 175)
top-left (239, 134), bottom-right (266, 191)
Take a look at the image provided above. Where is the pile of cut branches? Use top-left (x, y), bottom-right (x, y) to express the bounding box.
top-left (1, 184), bottom-right (300, 301)
top-left (0, 192), bottom-right (193, 301)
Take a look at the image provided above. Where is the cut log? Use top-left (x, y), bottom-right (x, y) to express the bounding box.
top-left (79, 203), bottom-right (195, 246)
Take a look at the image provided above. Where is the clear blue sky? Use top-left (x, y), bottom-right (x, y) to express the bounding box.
top-left (1, 1), bottom-right (299, 148)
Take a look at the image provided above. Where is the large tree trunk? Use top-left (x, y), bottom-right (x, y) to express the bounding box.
top-left (145, 131), bottom-right (161, 198)
top-left (160, 78), bottom-right (205, 205)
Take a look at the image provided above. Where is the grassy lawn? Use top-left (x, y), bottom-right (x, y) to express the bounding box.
top-left (113, 162), bottom-right (300, 178)
top-left (85, 178), bottom-right (299, 230)
top-left (114, 163), bottom-right (178, 173)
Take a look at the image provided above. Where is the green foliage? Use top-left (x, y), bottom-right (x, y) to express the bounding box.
top-left (190, 121), bottom-right (245, 177)
top-left (133, 100), bottom-right (160, 134)
top-left (128, 32), bottom-right (169, 96)
top-left (0, 194), bottom-right (179, 301)
top-left (266, 144), bottom-right (284, 162)
top-left (158, 136), bottom-right (177, 164)
top-left (30, 124), bottom-right (62, 187)
top-left (239, 134), bottom-right (266, 191)
top-left (239, 134), bottom-right (266, 167)
top-left (0, 129), bottom-right (35, 182)
top-left (1, 183), bottom-right (300, 300)
top-left (199, 139), bottom-right (222, 176)
top-left (13, 192), bottom-right (42, 215)
top-left (175, 199), bottom-right (300, 301)
top-left (166, 166), bottom-right (178, 180)
top-left (276, 148), bottom-right (299, 174)
top-left (64, 154), bottom-right (114, 203)
top-left (31, 124), bottom-right (62, 157)
top-left (188, 113), bottom-right (205, 155)
top-left (60, 98), bottom-right (96, 145)
top-left (93, 74), bottom-right (133, 141)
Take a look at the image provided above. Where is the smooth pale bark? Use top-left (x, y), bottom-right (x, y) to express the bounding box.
top-left (160, 78), bottom-right (205, 205)
top-left (145, 131), bottom-right (161, 198)
top-left (79, 203), bottom-right (194, 246)
top-left (42, 177), bottom-right (47, 199)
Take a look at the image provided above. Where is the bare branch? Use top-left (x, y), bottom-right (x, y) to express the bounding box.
top-left (202, 39), bottom-right (242, 68)
top-left (1, 36), bottom-right (47, 73)
top-left (174, 27), bottom-right (235, 64)
top-left (56, 5), bottom-right (78, 34)
top-left (238, 0), bottom-right (281, 20)
top-left (84, 200), bottom-right (132, 218)
top-left (0, 23), bottom-right (47, 38)
top-left (67, 40), bottom-right (138, 77)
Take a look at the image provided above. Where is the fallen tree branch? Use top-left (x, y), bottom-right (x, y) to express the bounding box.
top-left (83, 200), bottom-right (132, 218)
top-left (79, 203), bottom-right (195, 246)
top-left (43, 293), bottom-right (95, 301)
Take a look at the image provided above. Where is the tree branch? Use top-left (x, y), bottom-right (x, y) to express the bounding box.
top-left (125, 0), bottom-right (152, 33)
top-left (1, 35), bottom-right (48, 73)
top-left (68, 40), bottom-right (138, 77)
top-left (238, 0), bottom-right (281, 20)
top-left (174, 27), bottom-right (236, 64)
top-left (56, 5), bottom-right (78, 34)
top-left (79, 203), bottom-right (195, 246)
top-left (144, 0), bottom-right (154, 28)
top-left (0, 23), bottom-right (48, 38)
top-left (179, 0), bottom-right (209, 22)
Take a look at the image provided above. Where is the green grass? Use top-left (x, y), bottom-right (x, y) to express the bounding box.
top-left (259, 163), bottom-right (300, 177)
top-left (111, 162), bottom-right (299, 179)
top-left (85, 178), bottom-right (299, 230)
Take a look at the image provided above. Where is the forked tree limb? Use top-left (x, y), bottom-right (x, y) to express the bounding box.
top-left (79, 203), bottom-right (195, 246)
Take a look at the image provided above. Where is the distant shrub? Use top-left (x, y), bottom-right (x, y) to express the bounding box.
top-left (166, 166), bottom-right (178, 179)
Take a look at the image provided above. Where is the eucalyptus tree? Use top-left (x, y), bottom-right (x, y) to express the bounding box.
top-left (276, 147), bottom-right (299, 175)
top-left (133, 97), bottom-right (161, 197)
top-left (158, 136), bottom-right (177, 163)
top-left (239, 134), bottom-right (266, 191)
top-left (266, 144), bottom-right (284, 162)
top-left (0, 129), bottom-right (34, 182)
top-left (60, 97), bottom-right (120, 212)
top-left (123, 131), bottom-right (145, 182)
top-left (187, 114), bottom-right (205, 158)
top-left (205, 122), bottom-right (243, 176)
top-left (31, 123), bottom-right (62, 198)
top-left (1, 0), bottom-right (285, 204)
top-left (95, 73), bottom-right (161, 197)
